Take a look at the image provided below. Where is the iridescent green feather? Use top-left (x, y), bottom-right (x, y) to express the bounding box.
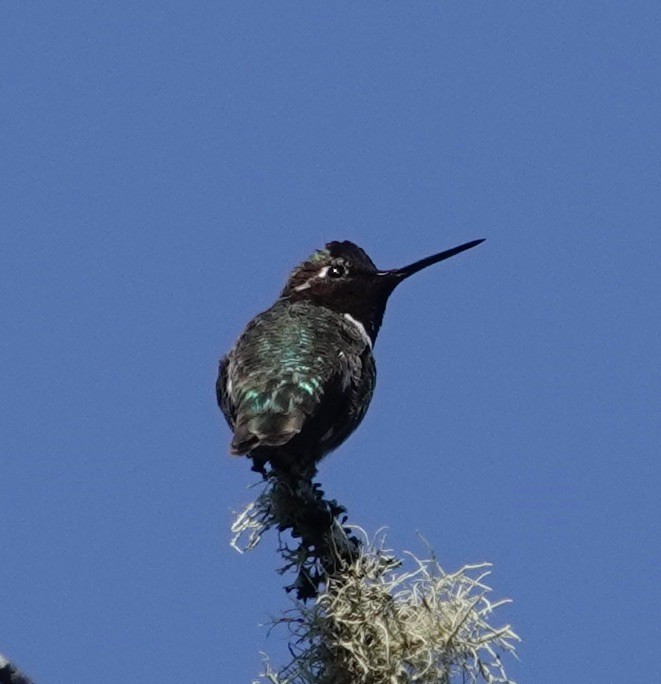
top-left (219, 299), bottom-right (373, 458)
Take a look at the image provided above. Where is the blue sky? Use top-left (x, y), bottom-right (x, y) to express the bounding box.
top-left (1, 2), bottom-right (659, 682)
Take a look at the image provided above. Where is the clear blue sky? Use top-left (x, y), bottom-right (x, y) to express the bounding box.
top-left (2, 2), bottom-right (659, 682)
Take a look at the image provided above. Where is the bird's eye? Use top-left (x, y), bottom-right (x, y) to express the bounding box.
top-left (327, 264), bottom-right (346, 278)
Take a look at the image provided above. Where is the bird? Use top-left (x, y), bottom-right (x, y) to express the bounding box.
top-left (217, 238), bottom-right (484, 477)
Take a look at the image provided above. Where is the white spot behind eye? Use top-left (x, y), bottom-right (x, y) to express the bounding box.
top-left (294, 265), bottom-right (330, 291)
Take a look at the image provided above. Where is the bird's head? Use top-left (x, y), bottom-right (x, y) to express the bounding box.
top-left (280, 238), bottom-right (485, 344)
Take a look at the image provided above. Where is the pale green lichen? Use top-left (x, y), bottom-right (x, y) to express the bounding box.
top-left (232, 489), bottom-right (519, 684)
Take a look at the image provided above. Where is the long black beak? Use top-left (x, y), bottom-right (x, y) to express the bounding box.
top-left (379, 238), bottom-right (485, 283)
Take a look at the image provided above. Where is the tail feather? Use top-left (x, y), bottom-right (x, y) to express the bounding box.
top-left (231, 410), bottom-right (306, 455)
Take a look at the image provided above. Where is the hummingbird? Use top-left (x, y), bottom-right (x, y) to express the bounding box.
top-left (217, 238), bottom-right (484, 477)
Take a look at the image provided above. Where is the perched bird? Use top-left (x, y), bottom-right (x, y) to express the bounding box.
top-left (217, 239), bottom-right (484, 477)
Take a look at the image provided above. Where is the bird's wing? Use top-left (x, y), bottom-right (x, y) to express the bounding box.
top-left (222, 305), bottom-right (367, 456)
top-left (216, 355), bottom-right (235, 428)
top-left (226, 356), bottom-right (349, 455)
top-left (320, 348), bottom-right (375, 453)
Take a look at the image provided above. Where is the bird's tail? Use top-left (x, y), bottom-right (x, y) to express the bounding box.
top-left (231, 410), bottom-right (306, 455)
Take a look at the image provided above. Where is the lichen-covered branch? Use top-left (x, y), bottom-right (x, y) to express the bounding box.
top-left (233, 474), bottom-right (361, 599)
top-left (232, 476), bottom-right (519, 683)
